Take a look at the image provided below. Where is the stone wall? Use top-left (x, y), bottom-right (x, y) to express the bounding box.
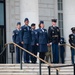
top-left (38, 0), bottom-right (58, 29)
top-left (6, 0), bottom-right (20, 63)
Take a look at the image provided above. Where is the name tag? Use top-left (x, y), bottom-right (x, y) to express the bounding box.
top-left (16, 33), bottom-right (18, 34)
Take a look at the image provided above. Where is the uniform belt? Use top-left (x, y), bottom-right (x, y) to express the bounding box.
top-left (52, 35), bottom-right (58, 37)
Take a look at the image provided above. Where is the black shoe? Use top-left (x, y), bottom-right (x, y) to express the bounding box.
top-left (24, 61), bottom-right (30, 63)
top-left (31, 61), bottom-right (36, 64)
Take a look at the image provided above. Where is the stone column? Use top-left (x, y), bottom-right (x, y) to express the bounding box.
top-left (20, 0), bottom-right (39, 28)
top-left (63, 0), bottom-right (75, 63)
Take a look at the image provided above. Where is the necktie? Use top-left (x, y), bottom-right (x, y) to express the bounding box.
top-left (42, 29), bottom-right (44, 32)
top-left (27, 26), bottom-right (29, 30)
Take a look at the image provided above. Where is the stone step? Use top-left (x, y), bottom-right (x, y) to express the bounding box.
top-left (0, 73), bottom-right (73, 75)
top-left (0, 64), bottom-right (73, 68)
top-left (0, 64), bottom-right (74, 75)
top-left (0, 68), bottom-right (73, 72)
top-left (0, 63), bottom-right (73, 65)
top-left (0, 69), bottom-right (73, 71)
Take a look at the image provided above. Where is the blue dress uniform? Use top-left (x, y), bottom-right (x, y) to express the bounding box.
top-left (48, 24), bottom-right (60, 63)
top-left (31, 29), bottom-right (38, 63)
top-left (37, 28), bottom-right (48, 63)
top-left (21, 25), bottom-right (31, 63)
top-left (69, 27), bottom-right (75, 64)
top-left (12, 26), bottom-right (22, 63)
top-left (60, 37), bottom-right (65, 64)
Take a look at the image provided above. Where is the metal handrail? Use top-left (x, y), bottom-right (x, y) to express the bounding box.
top-left (0, 45), bottom-right (7, 55)
top-left (51, 64), bottom-right (73, 68)
top-left (65, 44), bottom-right (75, 49)
top-left (5, 42), bottom-right (59, 70)
top-left (5, 42), bottom-right (75, 75)
top-left (48, 43), bottom-right (75, 75)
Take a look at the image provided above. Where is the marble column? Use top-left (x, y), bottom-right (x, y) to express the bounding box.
top-left (20, 0), bottom-right (39, 28)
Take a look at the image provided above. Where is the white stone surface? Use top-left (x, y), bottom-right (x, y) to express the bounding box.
top-left (63, 0), bottom-right (75, 63)
top-left (39, 0), bottom-right (57, 29)
top-left (20, 0), bottom-right (39, 28)
top-left (6, 0), bottom-right (20, 63)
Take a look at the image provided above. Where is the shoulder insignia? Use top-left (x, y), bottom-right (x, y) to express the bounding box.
top-left (52, 31), bottom-right (54, 33)
top-left (71, 35), bottom-right (73, 39)
top-left (57, 29), bottom-right (59, 32)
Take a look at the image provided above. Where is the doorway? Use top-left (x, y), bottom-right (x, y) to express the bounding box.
top-left (0, 0), bottom-right (6, 63)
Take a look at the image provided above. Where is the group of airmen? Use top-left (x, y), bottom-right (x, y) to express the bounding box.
top-left (12, 18), bottom-right (75, 64)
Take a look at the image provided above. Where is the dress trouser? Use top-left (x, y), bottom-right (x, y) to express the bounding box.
top-left (31, 45), bottom-right (37, 63)
top-left (52, 43), bottom-right (59, 63)
top-left (60, 46), bottom-right (65, 63)
top-left (23, 44), bottom-right (31, 63)
top-left (71, 48), bottom-right (75, 64)
top-left (39, 52), bottom-right (45, 63)
top-left (16, 43), bottom-right (22, 63)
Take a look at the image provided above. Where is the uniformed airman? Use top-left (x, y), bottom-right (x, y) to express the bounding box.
top-left (37, 21), bottom-right (48, 63)
top-left (20, 18), bottom-right (31, 63)
top-left (31, 23), bottom-right (38, 63)
top-left (12, 22), bottom-right (22, 63)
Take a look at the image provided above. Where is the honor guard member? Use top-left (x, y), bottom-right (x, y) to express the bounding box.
top-left (60, 37), bottom-right (65, 64)
top-left (37, 21), bottom-right (48, 63)
top-left (31, 23), bottom-right (38, 63)
top-left (48, 19), bottom-right (60, 63)
top-left (69, 27), bottom-right (75, 64)
top-left (21, 18), bottom-right (31, 63)
top-left (12, 22), bottom-right (22, 63)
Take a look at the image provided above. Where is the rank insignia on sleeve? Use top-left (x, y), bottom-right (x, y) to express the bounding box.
top-left (71, 36), bottom-right (73, 39)
top-left (57, 29), bottom-right (59, 31)
top-left (52, 31), bottom-right (54, 33)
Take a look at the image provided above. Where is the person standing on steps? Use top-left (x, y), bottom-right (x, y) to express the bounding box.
top-left (12, 22), bottom-right (22, 63)
top-left (48, 19), bottom-right (60, 63)
top-left (31, 23), bottom-right (38, 63)
top-left (21, 18), bottom-right (31, 63)
top-left (37, 21), bottom-right (48, 63)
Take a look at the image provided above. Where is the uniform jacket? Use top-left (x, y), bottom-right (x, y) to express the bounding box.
top-left (31, 29), bottom-right (38, 45)
top-left (60, 37), bottom-right (65, 44)
top-left (21, 25), bottom-right (31, 44)
top-left (37, 28), bottom-right (48, 44)
top-left (60, 37), bottom-right (65, 51)
top-left (12, 29), bottom-right (22, 44)
top-left (69, 34), bottom-right (75, 47)
top-left (48, 26), bottom-right (60, 43)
